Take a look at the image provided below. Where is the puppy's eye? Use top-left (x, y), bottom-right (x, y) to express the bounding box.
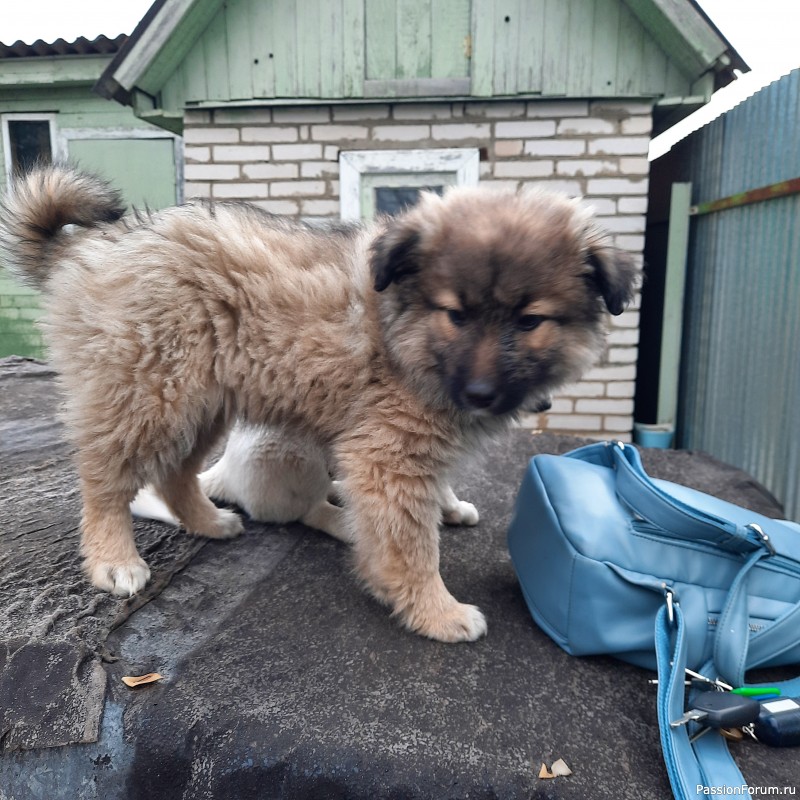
top-left (445, 308), bottom-right (467, 327)
top-left (518, 314), bottom-right (545, 331)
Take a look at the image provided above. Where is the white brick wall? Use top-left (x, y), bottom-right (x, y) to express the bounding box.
top-left (183, 98), bottom-right (653, 440)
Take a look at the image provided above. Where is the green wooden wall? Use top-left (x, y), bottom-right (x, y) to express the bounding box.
top-left (0, 80), bottom-right (175, 358)
top-left (159, 0), bottom-right (694, 109)
top-left (365, 0), bottom-right (470, 81)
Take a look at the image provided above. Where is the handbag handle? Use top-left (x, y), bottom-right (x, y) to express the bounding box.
top-left (569, 442), bottom-right (772, 555)
top-left (656, 603), bottom-right (750, 797)
top-left (657, 576), bottom-right (800, 795)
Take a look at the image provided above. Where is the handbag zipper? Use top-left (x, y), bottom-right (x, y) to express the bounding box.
top-left (707, 616), bottom-right (765, 633)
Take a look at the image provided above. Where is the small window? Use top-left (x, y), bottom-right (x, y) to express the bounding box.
top-left (340, 149), bottom-right (479, 220)
top-left (2, 114), bottom-right (56, 178)
top-left (374, 185), bottom-right (445, 217)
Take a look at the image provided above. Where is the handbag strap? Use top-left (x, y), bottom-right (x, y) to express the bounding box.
top-left (610, 443), bottom-right (768, 554)
top-left (656, 602), bottom-right (749, 797)
top-left (712, 547), bottom-right (800, 689)
top-left (568, 442), bottom-right (772, 555)
top-left (657, 570), bottom-right (800, 796)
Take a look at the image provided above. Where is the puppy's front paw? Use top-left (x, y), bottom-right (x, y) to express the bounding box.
top-left (442, 500), bottom-right (480, 527)
top-left (87, 558), bottom-right (151, 597)
top-left (408, 601), bottom-right (488, 643)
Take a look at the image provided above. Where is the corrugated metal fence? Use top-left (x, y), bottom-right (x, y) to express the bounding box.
top-left (678, 68), bottom-right (800, 520)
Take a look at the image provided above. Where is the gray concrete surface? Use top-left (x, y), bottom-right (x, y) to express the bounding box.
top-left (1, 356), bottom-right (797, 799)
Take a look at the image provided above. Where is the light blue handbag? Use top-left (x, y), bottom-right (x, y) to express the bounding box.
top-left (507, 441), bottom-right (800, 799)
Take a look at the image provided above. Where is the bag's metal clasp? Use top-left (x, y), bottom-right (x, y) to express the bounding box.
top-left (748, 523), bottom-right (776, 556)
top-left (662, 583), bottom-right (677, 626)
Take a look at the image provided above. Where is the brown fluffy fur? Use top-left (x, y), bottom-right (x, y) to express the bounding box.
top-left (0, 164), bottom-right (637, 642)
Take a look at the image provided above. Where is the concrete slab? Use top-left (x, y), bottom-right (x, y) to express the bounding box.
top-left (1, 357), bottom-right (797, 799)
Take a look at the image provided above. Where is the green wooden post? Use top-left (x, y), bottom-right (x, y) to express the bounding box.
top-left (657, 181), bottom-right (692, 428)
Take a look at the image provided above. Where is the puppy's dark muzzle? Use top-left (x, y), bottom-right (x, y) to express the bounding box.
top-left (530, 397), bottom-right (552, 413)
top-left (463, 379), bottom-right (497, 411)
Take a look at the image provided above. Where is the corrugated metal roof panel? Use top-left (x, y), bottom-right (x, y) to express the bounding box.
top-left (0, 34), bottom-right (126, 60)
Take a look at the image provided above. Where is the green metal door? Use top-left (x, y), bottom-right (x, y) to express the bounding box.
top-left (67, 137), bottom-right (178, 210)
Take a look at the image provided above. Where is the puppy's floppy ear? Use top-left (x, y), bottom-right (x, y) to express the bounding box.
top-left (370, 219), bottom-right (421, 292)
top-left (585, 232), bottom-right (639, 316)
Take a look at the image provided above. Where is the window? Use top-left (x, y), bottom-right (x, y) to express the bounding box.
top-left (2, 114), bottom-right (57, 177)
top-left (340, 148), bottom-right (479, 220)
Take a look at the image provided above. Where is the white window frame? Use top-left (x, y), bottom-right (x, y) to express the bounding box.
top-left (1, 113), bottom-right (61, 182)
top-left (339, 148), bottom-right (480, 220)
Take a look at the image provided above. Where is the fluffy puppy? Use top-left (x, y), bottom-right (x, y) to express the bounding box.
top-left (0, 165), bottom-right (636, 642)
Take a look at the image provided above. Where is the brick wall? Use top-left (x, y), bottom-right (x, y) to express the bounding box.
top-left (183, 99), bottom-right (651, 440)
top-left (0, 273), bottom-right (45, 359)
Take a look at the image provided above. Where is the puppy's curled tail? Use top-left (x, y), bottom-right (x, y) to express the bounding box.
top-left (0, 163), bottom-right (125, 288)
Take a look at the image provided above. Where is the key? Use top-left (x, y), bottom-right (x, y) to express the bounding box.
top-left (670, 691), bottom-right (761, 730)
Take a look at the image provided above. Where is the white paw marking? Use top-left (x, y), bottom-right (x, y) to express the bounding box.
top-left (458, 604), bottom-right (488, 641)
top-left (443, 500), bottom-right (480, 527)
top-left (212, 507), bottom-right (244, 539)
top-left (90, 559), bottom-right (151, 597)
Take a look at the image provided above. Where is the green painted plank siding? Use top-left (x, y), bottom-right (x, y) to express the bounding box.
top-left (272, 0), bottom-right (299, 96)
top-left (566, 0), bottom-right (595, 94)
top-left (156, 0), bottom-right (698, 106)
top-left (431, 1), bottom-right (470, 79)
top-left (182, 28), bottom-right (209, 102)
top-left (249, 0), bottom-right (276, 97)
top-left (203, 11), bottom-right (232, 101)
top-left (591, 0), bottom-right (621, 95)
top-left (295, 1), bottom-right (318, 95)
top-left (397, 0), bottom-right (432, 80)
top-left (470, 0), bottom-right (691, 98)
top-left (640, 37), bottom-right (670, 95)
top-left (341, 0), bottom-right (366, 96)
top-left (469, 0), bottom-right (494, 96)
top-left (227, 0), bottom-right (255, 100)
top-left (541, 0), bottom-right (569, 96)
top-left (319, 0), bottom-right (343, 97)
top-left (492, 0), bottom-right (520, 96)
top-left (616, 2), bottom-right (645, 95)
top-left (366, 0), bottom-right (398, 81)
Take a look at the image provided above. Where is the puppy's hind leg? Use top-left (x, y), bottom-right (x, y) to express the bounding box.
top-left (157, 466), bottom-right (244, 540)
top-left (155, 425), bottom-right (244, 540)
top-left (300, 500), bottom-right (353, 544)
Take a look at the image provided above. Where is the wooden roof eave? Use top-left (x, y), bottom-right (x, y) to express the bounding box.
top-left (0, 54), bottom-right (112, 89)
top-left (94, 0), bottom-right (224, 106)
top-left (623, 0), bottom-right (749, 89)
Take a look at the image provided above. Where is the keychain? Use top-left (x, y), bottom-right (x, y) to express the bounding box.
top-left (654, 671), bottom-right (800, 747)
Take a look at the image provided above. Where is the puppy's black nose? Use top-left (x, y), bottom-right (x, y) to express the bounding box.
top-left (464, 379), bottom-right (497, 409)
